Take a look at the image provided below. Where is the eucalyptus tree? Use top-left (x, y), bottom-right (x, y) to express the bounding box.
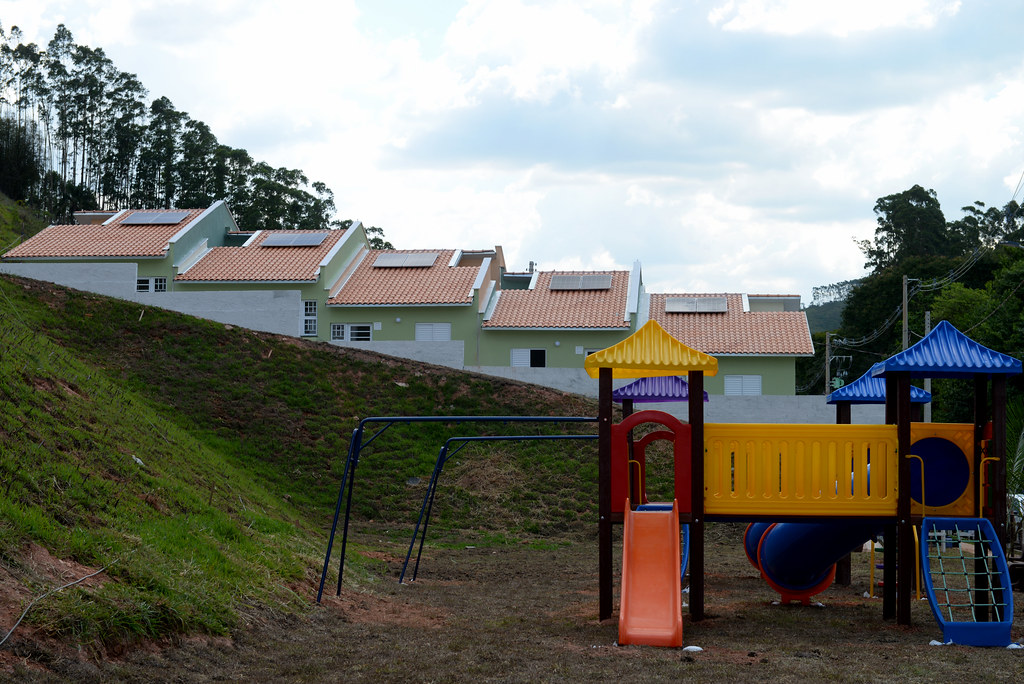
top-left (213, 145), bottom-right (253, 212)
top-left (177, 118), bottom-right (219, 208)
top-left (44, 24), bottom-right (76, 181)
top-left (100, 69), bottom-right (147, 207)
top-left (134, 96), bottom-right (186, 207)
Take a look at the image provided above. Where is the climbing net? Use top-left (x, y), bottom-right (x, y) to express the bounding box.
top-left (922, 520), bottom-right (1010, 624)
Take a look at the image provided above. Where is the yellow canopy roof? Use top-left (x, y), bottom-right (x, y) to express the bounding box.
top-left (584, 319), bottom-right (718, 379)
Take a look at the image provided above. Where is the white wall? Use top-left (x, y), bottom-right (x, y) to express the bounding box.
top-left (647, 396), bottom-right (886, 425)
top-left (333, 340), bottom-right (465, 368)
top-left (1, 263), bottom-right (301, 336)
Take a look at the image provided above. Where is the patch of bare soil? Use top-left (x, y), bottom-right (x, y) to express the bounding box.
top-left (0, 543), bottom-right (108, 678)
top-left (7, 524), bottom-right (1024, 682)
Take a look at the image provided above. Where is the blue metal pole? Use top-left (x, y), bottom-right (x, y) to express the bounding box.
top-left (316, 427), bottom-right (358, 604)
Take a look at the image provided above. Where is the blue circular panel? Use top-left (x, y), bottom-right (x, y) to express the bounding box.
top-left (909, 437), bottom-right (970, 507)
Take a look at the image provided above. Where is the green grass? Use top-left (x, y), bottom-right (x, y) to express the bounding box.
top-left (0, 257), bottom-right (602, 651)
top-left (0, 196), bottom-right (604, 652)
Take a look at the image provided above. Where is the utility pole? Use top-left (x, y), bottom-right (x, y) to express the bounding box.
top-left (924, 311), bottom-right (931, 422)
top-left (902, 275), bottom-right (909, 350)
top-left (825, 332), bottom-right (831, 394)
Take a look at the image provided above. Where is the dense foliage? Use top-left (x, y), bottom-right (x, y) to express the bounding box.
top-left (0, 23), bottom-right (342, 229)
top-left (798, 185), bottom-right (1024, 448)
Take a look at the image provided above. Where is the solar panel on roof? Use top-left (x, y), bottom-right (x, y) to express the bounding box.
top-left (665, 297), bottom-right (697, 312)
top-left (262, 232), bottom-right (328, 247)
top-left (580, 274), bottom-right (612, 290)
top-left (373, 252), bottom-right (439, 267)
top-left (121, 211), bottom-right (190, 225)
top-left (374, 253), bottom-right (409, 267)
top-left (402, 252), bottom-right (438, 267)
top-left (550, 274), bottom-right (613, 290)
top-left (549, 275), bottom-right (582, 290)
top-left (666, 296), bottom-right (727, 313)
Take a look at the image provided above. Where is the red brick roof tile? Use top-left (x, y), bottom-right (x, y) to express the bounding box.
top-left (176, 230), bottom-right (345, 282)
top-left (2, 209), bottom-right (205, 259)
top-left (483, 271), bottom-right (631, 329)
top-left (650, 293), bottom-right (813, 355)
top-left (328, 249), bottom-right (479, 305)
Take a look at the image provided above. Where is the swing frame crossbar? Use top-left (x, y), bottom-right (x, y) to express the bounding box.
top-left (316, 415), bottom-right (598, 604)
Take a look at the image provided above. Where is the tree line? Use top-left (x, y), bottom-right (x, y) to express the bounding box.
top-left (0, 22), bottom-right (378, 239)
top-left (799, 184), bottom-right (1024, 424)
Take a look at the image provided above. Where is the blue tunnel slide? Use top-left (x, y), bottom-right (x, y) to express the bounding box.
top-left (744, 521), bottom-right (882, 603)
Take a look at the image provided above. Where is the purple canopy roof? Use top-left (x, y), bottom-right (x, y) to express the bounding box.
top-left (612, 375), bottom-right (709, 403)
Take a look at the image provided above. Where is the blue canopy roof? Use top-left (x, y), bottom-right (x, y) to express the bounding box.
top-left (612, 375), bottom-right (709, 403)
top-left (826, 369), bottom-right (931, 404)
top-left (870, 320), bottom-right (1022, 379)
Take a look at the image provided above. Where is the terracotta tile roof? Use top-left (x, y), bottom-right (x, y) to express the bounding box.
top-left (176, 230), bottom-right (345, 282)
top-left (328, 249), bottom-right (479, 305)
top-left (2, 209), bottom-right (205, 259)
top-left (483, 271), bottom-right (631, 329)
top-left (650, 293), bottom-right (814, 355)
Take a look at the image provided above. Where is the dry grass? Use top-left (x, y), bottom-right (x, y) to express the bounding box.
top-left (33, 522), bottom-right (1019, 683)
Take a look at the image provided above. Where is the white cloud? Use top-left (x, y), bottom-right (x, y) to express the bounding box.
top-left (8, 0), bottom-right (1024, 306)
top-left (446, 0), bottom-right (647, 101)
top-left (707, 0), bottom-right (962, 37)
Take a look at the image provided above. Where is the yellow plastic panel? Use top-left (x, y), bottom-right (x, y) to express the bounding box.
top-left (703, 423), bottom-right (899, 517)
top-left (585, 319), bottom-right (718, 379)
top-left (909, 422), bottom-right (975, 517)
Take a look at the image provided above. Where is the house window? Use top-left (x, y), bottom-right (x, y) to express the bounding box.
top-left (303, 300), bottom-right (317, 336)
top-left (511, 348), bottom-right (546, 368)
top-left (724, 374), bottom-right (762, 396)
top-left (329, 323), bottom-right (372, 341)
top-left (415, 323), bottom-right (452, 342)
top-left (348, 324), bottom-right (372, 341)
top-left (153, 277), bottom-right (167, 293)
top-left (136, 278), bottom-right (150, 293)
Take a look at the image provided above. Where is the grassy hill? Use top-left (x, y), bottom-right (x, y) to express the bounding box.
top-left (0, 203), bottom-right (602, 660)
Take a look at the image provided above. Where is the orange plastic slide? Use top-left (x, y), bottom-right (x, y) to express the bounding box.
top-left (618, 500), bottom-right (683, 647)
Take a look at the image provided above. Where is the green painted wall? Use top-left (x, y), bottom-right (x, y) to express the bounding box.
top-left (166, 202), bottom-right (239, 265)
top-left (703, 356), bottom-right (797, 395)
top-left (323, 304), bottom-right (479, 347)
top-left (476, 328), bottom-right (633, 368)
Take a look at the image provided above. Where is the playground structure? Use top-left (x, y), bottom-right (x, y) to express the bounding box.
top-left (586, 319), bottom-right (1021, 647)
top-left (318, 318), bottom-right (1021, 648)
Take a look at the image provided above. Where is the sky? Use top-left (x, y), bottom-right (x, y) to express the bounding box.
top-left (5, 0), bottom-right (1024, 305)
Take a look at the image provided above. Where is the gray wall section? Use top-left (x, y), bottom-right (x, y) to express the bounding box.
top-left (332, 340), bottom-right (466, 368)
top-left (1, 263), bottom-right (301, 336)
top-left (647, 396), bottom-right (885, 425)
top-left (467, 365), bottom-right (600, 396)
top-left (469, 365), bottom-right (885, 424)
top-left (3, 263), bottom-right (882, 424)
top-left (1, 262), bottom-right (138, 298)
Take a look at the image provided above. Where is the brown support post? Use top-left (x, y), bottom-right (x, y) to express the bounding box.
top-left (991, 375), bottom-right (1008, 551)
top-left (598, 367), bottom-right (613, 621)
top-left (835, 400), bottom-right (852, 586)
top-left (688, 370), bottom-right (705, 621)
top-left (973, 375), bottom-right (991, 621)
top-left (974, 375), bottom-right (988, 518)
top-left (896, 372), bottom-right (913, 626)
top-left (883, 374), bottom-right (898, 620)
top-left (990, 374), bottom-right (1008, 622)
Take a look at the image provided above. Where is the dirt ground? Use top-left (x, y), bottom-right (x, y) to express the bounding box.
top-left (6, 523), bottom-right (1024, 683)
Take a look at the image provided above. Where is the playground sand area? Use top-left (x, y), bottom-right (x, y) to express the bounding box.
top-left (20, 522), bottom-right (1019, 682)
